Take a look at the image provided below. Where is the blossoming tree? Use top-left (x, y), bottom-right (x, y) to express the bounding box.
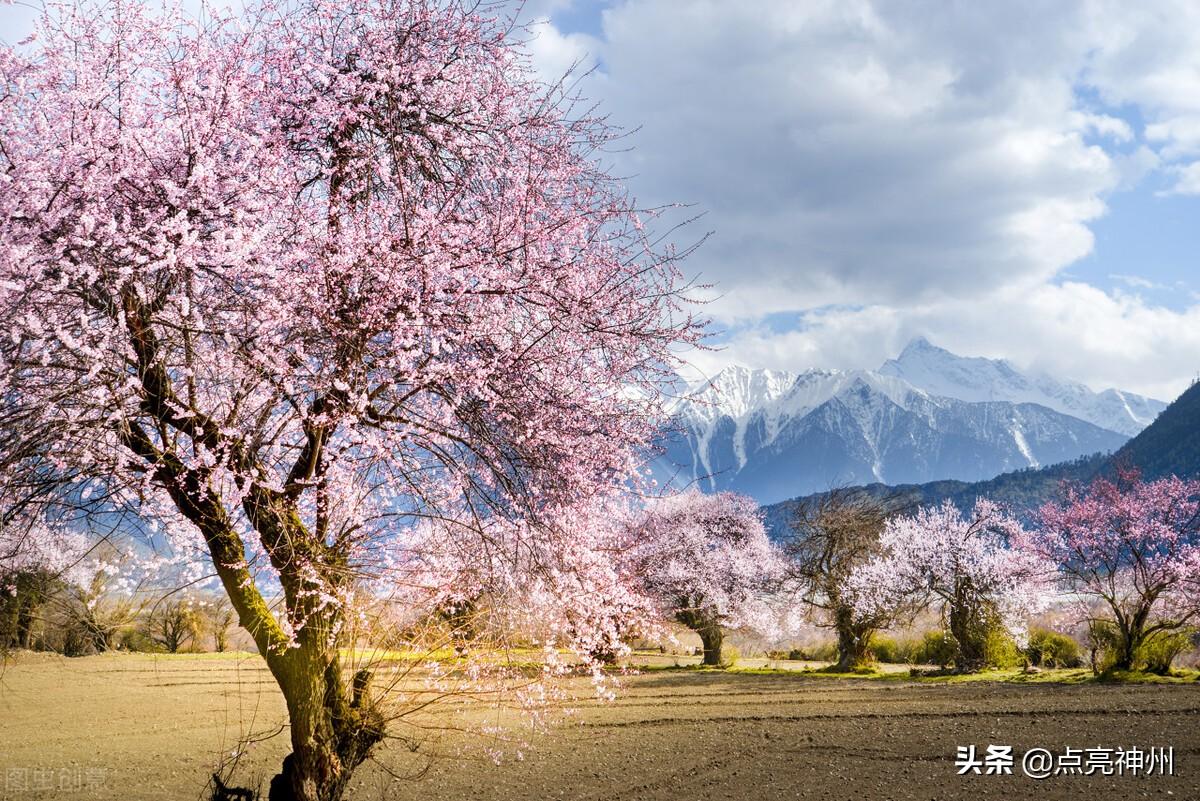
top-left (1031, 470), bottom-right (1200, 672)
top-left (0, 1), bottom-right (700, 798)
top-left (850, 500), bottom-right (1050, 672)
top-left (623, 490), bottom-right (783, 666)
top-left (781, 489), bottom-right (919, 671)
top-left (0, 515), bottom-right (90, 650)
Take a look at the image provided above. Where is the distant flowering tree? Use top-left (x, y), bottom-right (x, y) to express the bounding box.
top-left (0, 1), bottom-right (701, 798)
top-left (0, 514), bottom-right (90, 650)
top-left (1031, 470), bottom-right (1200, 672)
top-left (624, 490), bottom-right (783, 666)
top-left (374, 499), bottom-right (655, 668)
top-left (850, 500), bottom-right (1050, 672)
top-left (781, 489), bottom-right (919, 672)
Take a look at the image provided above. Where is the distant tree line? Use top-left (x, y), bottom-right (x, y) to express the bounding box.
top-left (1, 572), bottom-right (243, 656)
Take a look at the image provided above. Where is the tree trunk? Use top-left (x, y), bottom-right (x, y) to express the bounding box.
top-left (948, 603), bottom-right (986, 673)
top-left (15, 596), bottom-right (36, 650)
top-left (1112, 602), bottom-right (1154, 672)
top-left (697, 622), bottom-right (723, 666)
top-left (120, 426), bottom-right (390, 801)
top-left (833, 605), bottom-right (873, 671)
top-left (676, 604), bottom-right (724, 667)
top-left (267, 649), bottom-right (384, 801)
top-left (1112, 624), bottom-right (1141, 672)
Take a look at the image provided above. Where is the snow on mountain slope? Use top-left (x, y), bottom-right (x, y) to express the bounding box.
top-left (659, 339), bottom-right (1158, 504)
top-left (677, 367), bottom-right (918, 471)
top-left (682, 365), bottom-right (798, 424)
top-left (877, 337), bottom-right (1166, 436)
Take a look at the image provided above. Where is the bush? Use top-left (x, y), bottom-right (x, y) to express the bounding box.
top-left (719, 644), bottom-right (741, 668)
top-left (766, 643), bottom-right (839, 662)
top-left (1138, 631), bottom-right (1193, 676)
top-left (1026, 628), bottom-right (1082, 668)
top-left (809, 641), bottom-right (839, 662)
top-left (982, 627), bottom-right (1023, 669)
top-left (869, 634), bottom-right (896, 663)
top-left (119, 628), bottom-right (162, 653)
top-left (912, 630), bottom-right (958, 668)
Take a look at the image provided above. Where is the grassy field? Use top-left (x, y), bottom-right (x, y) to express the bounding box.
top-left (2, 651), bottom-right (1199, 800)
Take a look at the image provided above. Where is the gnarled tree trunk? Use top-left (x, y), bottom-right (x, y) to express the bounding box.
top-left (1111, 602), bottom-right (1154, 672)
top-left (697, 622), bottom-right (723, 666)
top-left (124, 434), bottom-right (388, 801)
top-left (832, 604), bottom-right (874, 671)
top-left (947, 592), bottom-right (987, 673)
top-left (676, 604), bottom-right (724, 667)
top-left (266, 648), bottom-right (384, 801)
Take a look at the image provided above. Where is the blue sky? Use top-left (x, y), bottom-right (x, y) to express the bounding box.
top-left (537, 0), bottom-right (1200, 308)
top-left (1074, 185), bottom-right (1200, 310)
top-left (4, 1), bottom-right (1199, 399)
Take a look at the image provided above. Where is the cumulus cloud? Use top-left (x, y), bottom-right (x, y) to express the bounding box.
top-left (1160, 160), bottom-right (1200, 195)
top-left (588, 0), bottom-right (1125, 318)
top-left (520, 0), bottom-right (1200, 400)
top-left (522, 17), bottom-right (602, 85)
top-left (681, 283), bottom-right (1200, 401)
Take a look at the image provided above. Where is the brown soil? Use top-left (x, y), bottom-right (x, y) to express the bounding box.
top-left (1, 653), bottom-right (1197, 801)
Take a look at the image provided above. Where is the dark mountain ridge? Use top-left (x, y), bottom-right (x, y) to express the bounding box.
top-left (761, 378), bottom-right (1200, 537)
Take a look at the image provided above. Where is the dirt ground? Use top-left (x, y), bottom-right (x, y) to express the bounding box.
top-left (1, 652), bottom-right (1198, 801)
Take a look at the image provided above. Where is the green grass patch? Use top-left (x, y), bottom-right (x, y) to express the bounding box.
top-left (628, 660), bottom-right (1200, 685)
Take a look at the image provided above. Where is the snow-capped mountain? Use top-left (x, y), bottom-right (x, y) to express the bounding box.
top-left (658, 339), bottom-right (1165, 504)
top-left (878, 337), bottom-right (1164, 437)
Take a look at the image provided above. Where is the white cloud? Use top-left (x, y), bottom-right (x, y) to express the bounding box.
top-left (521, 0), bottom-right (1200, 398)
top-left (1159, 160), bottom-right (1200, 195)
top-left (682, 282), bottom-right (1200, 401)
top-left (1110, 273), bottom-right (1169, 291)
top-left (1082, 0), bottom-right (1200, 157)
top-left (523, 16), bottom-right (603, 86)
top-left (572, 1), bottom-right (1125, 319)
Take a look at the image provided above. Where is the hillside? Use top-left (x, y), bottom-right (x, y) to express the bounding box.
top-left (762, 378), bottom-right (1200, 537)
top-left (1110, 379), bottom-right (1200, 481)
top-left (761, 452), bottom-right (1107, 535)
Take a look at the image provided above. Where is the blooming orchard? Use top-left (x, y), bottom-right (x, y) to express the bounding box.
top-left (0, 1), bottom-right (701, 798)
top-left (622, 490), bottom-right (784, 666)
top-left (850, 500), bottom-right (1051, 671)
top-left (1030, 470), bottom-right (1200, 671)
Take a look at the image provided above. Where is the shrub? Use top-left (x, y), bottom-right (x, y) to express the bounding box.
top-left (767, 644), bottom-right (840, 662)
top-left (810, 641), bottom-right (839, 662)
top-left (869, 634), bottom-right (894, 663)
top-left (719, 644), bottom-right (741, 668)
top-left (869, 634), bottom-right (900, 663)
top-left (982, 627), bottom-right (1023, 669)
top-left (912, 630), bottom-right (957, 667)
top-left (1026, 628), bottom-right (1082, 668)
top-left (1138, 631), bottom-right (1193, 676)
top-left (119, 628), bottom-right (162, 653)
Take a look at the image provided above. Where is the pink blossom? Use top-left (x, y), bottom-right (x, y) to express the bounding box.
top-left (850, 500), bottom-right (1052, 665)
top-left (622, 490), bottom-right (785, 660)
top-left (1028, 469), bottom-right (1200, 670)
top-left (0, 0), bottom-right (703, 791)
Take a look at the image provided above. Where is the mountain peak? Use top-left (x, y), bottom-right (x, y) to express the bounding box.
top-left (897, 335), bottom-right (941, 358)
top-left (681, 365), bottom-right (797, 422)
top-left (879, 341), bottom-right (1164, 436)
